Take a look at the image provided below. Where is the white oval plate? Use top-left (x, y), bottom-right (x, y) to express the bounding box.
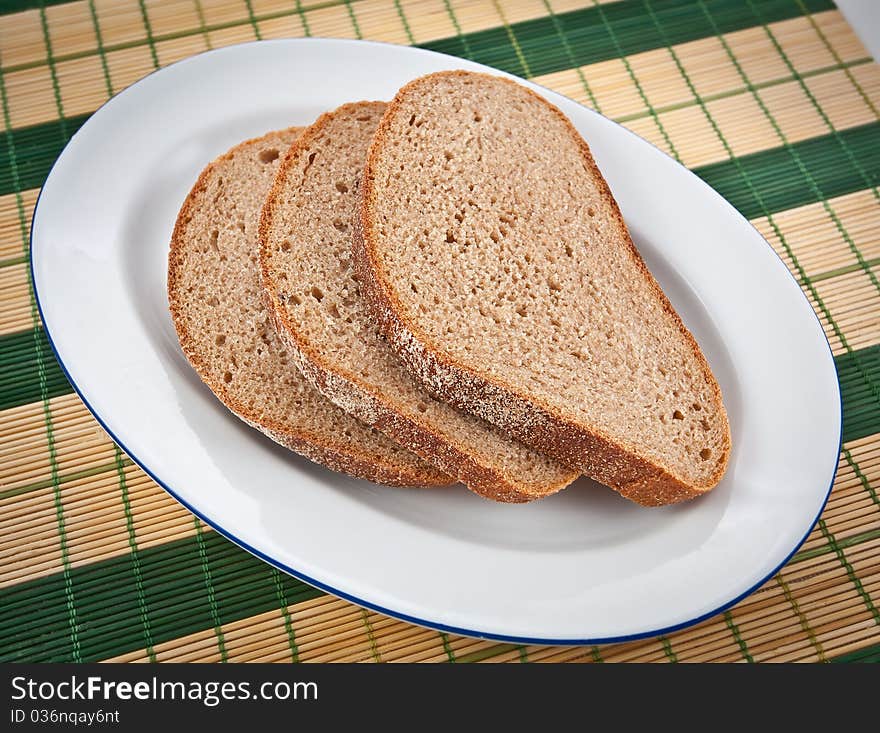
top-left (32, 39), bottom-right (840, 644)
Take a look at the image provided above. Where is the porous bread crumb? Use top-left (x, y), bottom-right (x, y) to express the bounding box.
top-left (357, 72), bottom-right (731, 504)
top-left (167, 128), bottom-right (450, 488)
top-left (260, 103), bottom-right (577, 502)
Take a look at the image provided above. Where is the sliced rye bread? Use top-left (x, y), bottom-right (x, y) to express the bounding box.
top-left (168, 128), bottom-right (451, 488)
top-left (354, 72), bottom-right (731, 506)
top-left (259, 103), bottom-right (577, 503)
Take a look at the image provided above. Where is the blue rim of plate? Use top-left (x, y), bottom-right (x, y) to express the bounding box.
top-left (28, 38), bottom-right (842, 646)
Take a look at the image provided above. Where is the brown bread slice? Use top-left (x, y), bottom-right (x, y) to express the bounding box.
top-left (259, 103), bottom-right (577, 503)
top-left (354, 72), bottom-right (731, 506)
top-left (168, 128), bottom-right (451, 487)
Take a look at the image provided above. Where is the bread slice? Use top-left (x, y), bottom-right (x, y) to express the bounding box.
top-left (168, 128), bottom-right (451, 488)
top-left (259, 103), bottom-right (577, 503)
top-left (354, 72), bottom-right (731, 506)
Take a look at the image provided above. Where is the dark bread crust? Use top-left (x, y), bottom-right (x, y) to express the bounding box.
top-left (168, 129), bottom-right (452, 488)
top-left (354, 71), bottom-right (731, 506)
top-left (258, 104), bottom-right (576, 503)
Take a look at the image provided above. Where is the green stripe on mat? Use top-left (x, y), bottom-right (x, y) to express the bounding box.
top-left (115, 445), bottom-right (156, 662)
top-left (693, 123), bottom-right (880, 221)
top-left (420, 0), bottom-right (833, 79)
top-left (0, 113), bottom-right (89, 194)
top-left (831, 645), bottom-right (880, 663)
top-left (0, 0), bottom-right (72, 15)
top-left (0, 531), bottom-right (324, 662)
top-left (837, 344), bottom-right (880, 444)
top-left (0, 328), bottom-right (70, 411)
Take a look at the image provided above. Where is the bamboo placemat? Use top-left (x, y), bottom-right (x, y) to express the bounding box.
top-left (1, 0), bottom-right (878, 664)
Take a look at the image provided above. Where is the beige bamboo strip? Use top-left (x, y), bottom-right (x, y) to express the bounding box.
top-left (820, 513), bottom-right (880, 539)
top-left (289, 613), bottom-right (401, 659)
top-left (153, 628), bottom-right (223, 663)
top-left (308, 617), bottom-right (412, 662)
top-left (814, 618), bottom-right (880, 654)
top-left (293, 615), bottom-right (384, 651)
top-left (772, 577), bottom-right (880, 631)
top-left (787, 546), bottom-right (879, 585)
top-left (577, 560), bottom-right (877, 660)
top-left (342, 0), bottom-right (411, 46)
top-left (357, 638), bottom-right (438, 663)
top-left (519, 645), bottom-right (585, 663)
top-left (718, 596), bottom-right (815, 637)
top-left (0, 470), bottom-right (163, 527)
top-left (0, 270), bottom-right (32, 307)
top-left (223, 609), bottom-right (295, 662)
top-left (0, 493), bottom-right (199, 585)
top-left (444, 634), bottom-right (511, 659)
top-left (0, 304), bottom-right (36, 336)
top-left (755, 191), bottom-right (880, 279)
top-left (598, 639), bottom-right (671, 663)
top-left (0, 189), bottom-right (37, 262)
top-left (658, 611), bottom-right (799, 659)
top-left (525, 645), bottom-right (602, 662)
top-left (795, 515), bottom-right (876, 557)
top-left (0, 429), bottom-right (105, 471)
top-left (823, 480), bottom-right (880, 512)
top-left (791, 580), bottom-right (880, 628)
top-left (0, 490), bottom-right (62, 526)
top-left (678, 580), bottom-right (878, 659)
top-left (2, 408), bottom-right (111, 449)
top-left (1, 555), bottom-right (63, 587)
top-left (126, 497), bottom-right (200, 529)
top-left (291, 620), bottom-right (395, 660)
top-left (127, 519), bottom-right (200, 551)
top-left (2, 459), bottom-right (118, 499)
top-left (848, 539), bottom-right (880, 582)
top-left (472, 648), bottom-right (530, 663)
top-left (2, 450), bottom-right (113, 492)
top-left (3, 526), bottom-right (127, 569)
top-left (381, 633), bottom-right (462, 662)
top-left (379, 635), bottom-right (457, 663)
top-left (290, 594), bottom-right (366, 625)
top-left (822, 488), bottom-right (879, 518)
top-left (743, 612), bottom-right (868, 663)
top-left (1, 393), bottom-right (102, 434)
top-left (3, 437), bottom-right (114, 472)
top-left (0, 265), bottom-right (28, 299)
top-left (126, 498), bottom-right (199, 530)
top-left (474, 645), bottom-right (538, 663)
top-left (354, 621), bottom-right (445, 661)
top-left (296, 636), bottom-right (378, 663)
top-left (228, 639), bottom-right (295, 663)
